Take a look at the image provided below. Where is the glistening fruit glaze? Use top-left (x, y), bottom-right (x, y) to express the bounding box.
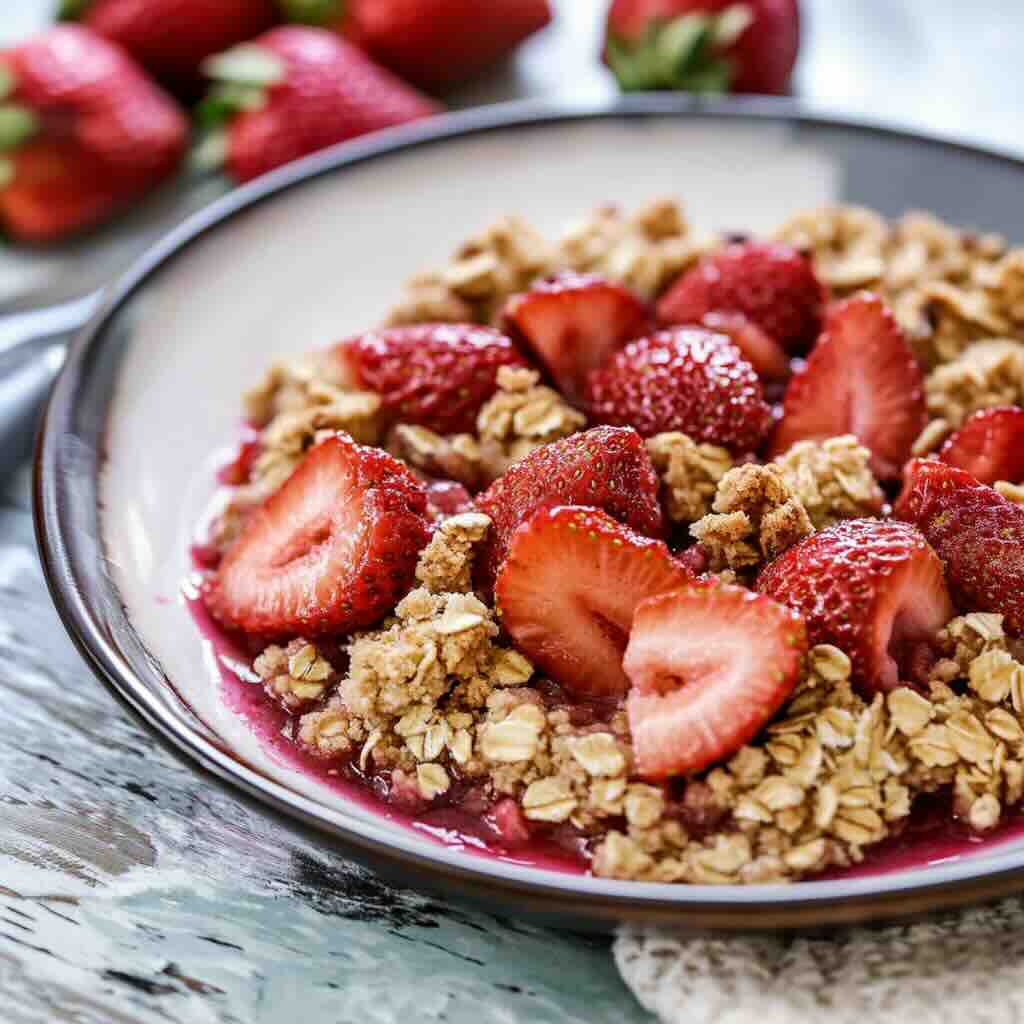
top-left (186, 558), bottom-right (1024, 883)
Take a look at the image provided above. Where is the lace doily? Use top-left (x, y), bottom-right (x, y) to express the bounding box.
top-left (615, 898), bottom-right (1024, 1024)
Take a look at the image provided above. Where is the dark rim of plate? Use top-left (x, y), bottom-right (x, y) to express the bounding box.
top-left (33, 95), bottom-right (1024, 929)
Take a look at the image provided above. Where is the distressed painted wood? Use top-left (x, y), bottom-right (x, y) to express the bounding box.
top-left (0, 465), bottom-right (650, 1022)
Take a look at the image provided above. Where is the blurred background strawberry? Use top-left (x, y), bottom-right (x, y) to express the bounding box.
top-left (604, 0), bottom-right (799, 94)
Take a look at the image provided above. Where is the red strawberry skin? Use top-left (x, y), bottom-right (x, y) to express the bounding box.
top-left (475, 425), bottom-right (665, 590)
top-left (939, 407), bottom-right (1024, 485)
top-left (895, 459), bottom-right (1024, 635)
top-left (625, 581), bottom-right (807, 778)
top-left (757, 518), bottom-right (954, 694)
top-left (336, 324), bottom-right (527, 435)
top-left (584, 327), bottom-right (772, 452)
top-left (605, 0), bottom-right (800, 95)
top-left (218, 27), bottom-right (440, 184)
top-left (699, 310), bottom-right (790, 381)
top-left (657, 242), bottom-right (824, 353)
top-left (0, 26), bottom-right (187, 242)
top-left (206, 432), bottom-right (431, 637)
top-left (496, 506), bottom-right (692, 698)
top-left (73, 0), bottom-right (278, 99)
top-left (330, 0), bottom-right (553, 92)
top-left (503, 272), bottom-right (652, 404)
top-left (770, 292), bottom-right (927, 480)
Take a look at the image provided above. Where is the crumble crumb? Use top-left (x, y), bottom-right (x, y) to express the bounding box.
top-left (689, 464), bottom-right (813, 572)
top-left (415, 512), bottom-right (492, 594)
top-left (911, 418), bottom-right (954, 456)
top-left (775, 204), bottom-right (888, 292)
top-left (253, 639), bottom-right (338, 713)
top-left (772, 435), bottom-right (885, 529)
top-left (925, 338), bottom-right (1024, 427)
top-left (386, 367), bottom-right (584, 489)
top-left (593, 629), bottom-right (1024, 884)
top-left (646, 432), bottom-right (734, 524)
top-left (996, 480), bottom-right (1024, 504)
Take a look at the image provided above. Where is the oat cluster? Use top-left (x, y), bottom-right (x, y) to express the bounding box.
top-left (689, 463), bottom-right (813, 573)
top-left (594, 617), bottom-right (1024, 884)
top-left (387, 366), bottom-right (585, 490)
top-left (776, 206), bottom-right (1015, 364)
top-left (386, 198), bottom-right (712, 328)
top-left (219, 197), bottom-right (1024, 887)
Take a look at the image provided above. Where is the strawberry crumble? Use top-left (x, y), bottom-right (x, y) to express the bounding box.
top-left (194, 198), bottom-right (1024, 886)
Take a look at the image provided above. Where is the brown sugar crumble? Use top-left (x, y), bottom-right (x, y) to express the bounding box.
top-left (208, 197), bottom-right (1024, 886)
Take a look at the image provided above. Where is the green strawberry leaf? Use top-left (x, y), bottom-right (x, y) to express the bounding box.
top-left (196, 82), bottom-right (268, 130)
top-left (201, 45), bottom-right (285, 87)
top-left (0, 106), bottom-right (37, 151)
top-left (0, 65), bottom-right (14, 103)
top-left (190, 131), bottom-right (228, 174)
top-left (58, 0), bottom-right (92, 18)
top-left (712, 3), bottom-right (755, 47)
top-left (276, 0), bottom-right (345, 25)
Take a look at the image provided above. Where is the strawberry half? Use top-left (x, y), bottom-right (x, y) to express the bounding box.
top-left (939, 406), bottom-right (1024, 485)
top-left (657, 241), bottom-right (824, 353)
top-left (584, 326), bottom-right (772, 451)
top-left (624, 582), bottom-right (807, 779)
top-left (206, 432), bottom-right (431, 637)
top-left (757, 518), bottom-right (954, 694)
top-left (699, 310), bottom-right (790, 382)
top-left (770, 292), bottom-right (927, 480)
top-left (895, 459), bottom-right (1024, 635)
top-left (474, 425), bottom-right (664, 590)
top-left (502, 272), bottom-right (651, 403)
top-left (335, 323), bottom-right (527, 435)
top-left (496, 506), bottom-right (692, 698)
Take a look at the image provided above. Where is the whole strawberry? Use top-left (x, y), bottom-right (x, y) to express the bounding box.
top-left (757, 518), bottom-right (954, 695)
top-left (199, 27), bottom-right (440, 183)
top-left (62, 0), bottom-right (278, 99)
top-left (475, 425), bottom-right (665, 590)
top-left (584, 326), bottom-right (772, 452)
top-left (206, 432), bottom-right (431, 637)
top-left (334, 324), bottom-right (527, 435)
top-left (895, 459), bottom-right (1024, 635)
top-left (605, 0), bottom-right (800, 95)
top-left (281, 0), bottom-right (552, 92)
top-left (657, 241), bottom-right (824, 353)
top-left (0, 25), bottom-right (187, 243)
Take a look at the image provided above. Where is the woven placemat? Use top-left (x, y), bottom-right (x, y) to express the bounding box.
top-left (615, 897), bottom-right (1024, 1023)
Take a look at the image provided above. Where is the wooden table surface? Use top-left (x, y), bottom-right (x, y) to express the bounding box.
top-left (3, 2), bottom-right (1023, 1021)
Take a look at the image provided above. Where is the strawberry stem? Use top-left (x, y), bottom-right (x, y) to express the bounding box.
top-left (607, 12), bottom-right (737, 94)
top-left (201, 45), bottom-right (285, 88)
top-left (0, 106), bottom-right (37, 151)
top-left (190, 131), bottom-right (227, 173)
top-left (276, 0), bottom-right (345, 25)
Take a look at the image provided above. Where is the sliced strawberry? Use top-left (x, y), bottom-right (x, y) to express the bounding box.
top-left (895, 459), bottom-right (1024, 634)
top-left (335, 323), bottom-right (526, 435)
top-left (770, 292), bottom-right (927, 480)
top-left (939, 406), bottom-right (1024, 485)
top-left (496, 506), bottom-right (692, 698)
top-left (424, 479), bottom-right (474, 520)
top-left (657, 241), bottom-right (824, 353)
top-left (757, 518), bottom-right (953, 694)
top-left (474, 425), bottom-right (664, 590)
top-left (699, 311), bottom-right (790, 381)
top-left (583, 326), bottom-right (772, 451)
top-left (624, 582), bottom-right (806, 779)
top-left (205, 432), bottom-right (431, 637)
top-left (502, 272), bottom-right (651, 403)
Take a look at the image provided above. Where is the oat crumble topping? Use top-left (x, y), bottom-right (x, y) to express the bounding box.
top-left (210, 196), bottom-right (1024, 886)
top-left (690, 463), bottom-right (813, 573)
top-left (646, 432), bottom-right (734, 524)
top-left (386, 366), bottom-right (584, 490)
top-left (772, 435), bottom-right (885, 529)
